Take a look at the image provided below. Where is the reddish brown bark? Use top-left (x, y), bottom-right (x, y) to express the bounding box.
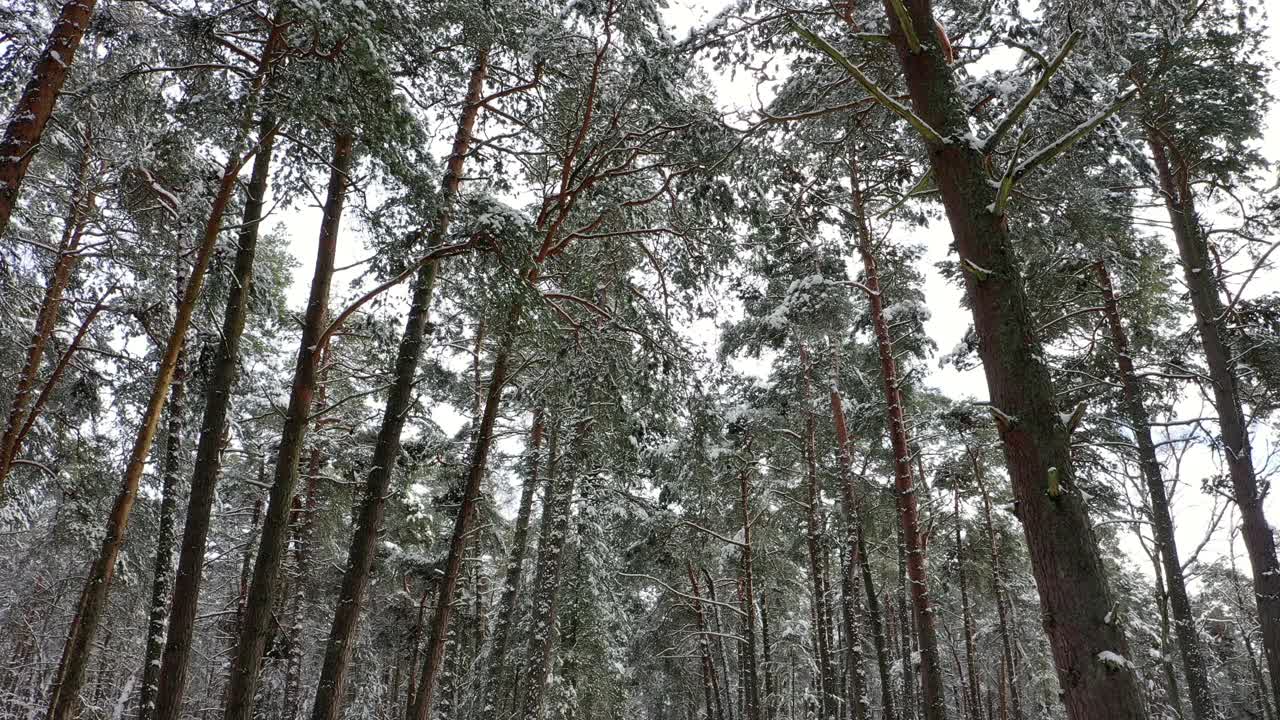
top-left (870, 1), bottom-right (1148, 715)
top-left (0, 139), bottom-right (96, 491)
top-left (1148, 131), bottom-right (1280, 715)
top-left (151, 117), bottom-right (278, 720)
top-left (1095, 261), bottom-right (1218, 720)
top-left (222, 131), bottom-right (353, 720)
top-left (0, 0), bottom-right (98, 237)
top-left (309, 45), bottom-right (489, 720)
top-left (408, 5), bottom-right (621, 708)
top-left (153, 13), bottom-right (287, 715)
top-left (44, 133), bottom-right (264, 720)
top-left (850, 161), bottom-right (945, 720)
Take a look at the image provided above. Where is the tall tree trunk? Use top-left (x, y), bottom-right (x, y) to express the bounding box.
top-left (284, 383), bottom-right (326, 720)
top-left (954, 490), bottom-right (982, 720)
top-left (309, 47), bottom-right (488, 720)
top-left (760, 591), bottom-right (775, 720)
top-left (44, 125), bottom-right (267, 720)
top-left (850, 167), bottom-right (944, 720)
top-left (0, 137), bottom-right (95, 491)
top-left (857, 531), bottom-right (897, 720)
top-left (705, 569), bottom-right (737, 720)
top-left (872, 1), bottom-right (1148, 715)
top-left (480, 407), bottom-right (546, 716)
top-left (1095, 260), bottom-right (1218, 719)
top-left (139, 332), bottom-right (189, 720)
top-left (405, 582), bottom-right (431, 713)
top-left (516, 410), bottom-right (591, 720)
top-left (1151, 569), bottom-right (1186, 719)
top-left (896, 527), bottom-right (917, 720)
top-left (407, 316), bottom-right (517, 720)
top-left (737, 447), bottom-right (763, 720)
top-left (690, 564), bottom-right (727, 720)
top-left (238, 490), bottom-right (265, 631)
top-left (152, 10), bottom-right (286, 712)
top-left (0, 0), bottom-right (97, 237)
top-left (1147, 131), bottom-right (1280, 714)
top-left (971, 453), bottom-right (1022, 720)
top-left (800, 347), bottom-right (839, 720)
top-left (831, 376), bottom-right (871, 720)
top-left (222, 131), bottom-right (353, 720)
top-left (1240, 622), bottom-right (1276, 720)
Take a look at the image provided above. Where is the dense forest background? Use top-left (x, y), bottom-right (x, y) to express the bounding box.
top-left (1, 1), bottom-right (1279, 720)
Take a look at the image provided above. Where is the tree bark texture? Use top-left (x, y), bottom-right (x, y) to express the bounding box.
top-left (875, 1), bottom-right (1148, 715)
top-left (222, 130), bottom-right (353, 720)
top-left (0, 0), bottom-right (98, 237)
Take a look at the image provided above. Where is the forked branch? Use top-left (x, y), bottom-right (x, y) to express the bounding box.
top-left (788, 19), bottom-right (944, 145)
top-left (984, 31), bottom-right (1081, 153)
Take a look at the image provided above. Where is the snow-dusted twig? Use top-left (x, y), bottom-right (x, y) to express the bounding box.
top-left (617, 572), bottom-right (748, 617)
top-left (1012, 88), bottom-right (1138, 183)
top-left (681, 520), bottom-right (748, 549)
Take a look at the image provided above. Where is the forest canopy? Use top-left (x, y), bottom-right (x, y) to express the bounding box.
top-left (0, 1), bottom-right (1278, 720)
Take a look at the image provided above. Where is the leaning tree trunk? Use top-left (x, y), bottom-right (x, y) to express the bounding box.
top-left (308, 47), bottom-right (489, 720)
top-left (1094, 260), bottom-right (1218, 720)
top-left (44, 128), bottom-right (266, 720)
top-left (283, 378), bottom-right (327, 720)
top-left (406, 32), bottom-right (600, 707)
top-left (0, 0), bottom-right (97, 238)
top-left (1150, 565), bottom-right (1187, 718)
top-left (872, 1), bottom-right (1148, 715)
top-left (851, 167), bottom-right (945, 720)
top-left (222, 131), bottom-right (353, 720)
top-left (407, 317), bottom-right (517, 720)
top-left (1147, 131), bottom-right (1280, 715)
top-left (138, 333), bottom-right (188, 720)
top-left (0, 137), bottom-right (95, 491)
top-left (152, 118), bottom-right (278, 720)
top-left (404, 582), bottom-right (431, 713)
top-left (152, 12), bottom-right (286, 714)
